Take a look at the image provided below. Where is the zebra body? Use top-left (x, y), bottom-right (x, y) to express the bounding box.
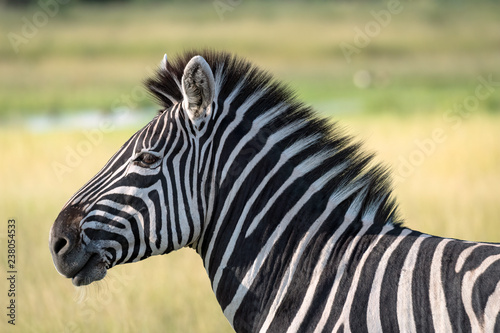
top-left (50, 51), bottom-right (500, 332)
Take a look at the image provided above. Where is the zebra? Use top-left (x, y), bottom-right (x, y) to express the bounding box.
top-left (49, 50), bottom-right (500, 332)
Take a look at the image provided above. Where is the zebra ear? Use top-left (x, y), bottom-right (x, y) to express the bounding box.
top-left (181, 55), bottom-right (215, 123)
top-left (160, 53), bottom-right (168, 70)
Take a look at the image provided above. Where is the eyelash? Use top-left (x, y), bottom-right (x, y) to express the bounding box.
top-left (134, 153), bottom-right (160, 167)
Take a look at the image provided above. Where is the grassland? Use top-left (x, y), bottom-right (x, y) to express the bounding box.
top-left (1, 1), bottom-right (500, 332)
top-left (1, 113), bottom-right (500, 332)
top-left (1, 1), bottom-right (500, 117)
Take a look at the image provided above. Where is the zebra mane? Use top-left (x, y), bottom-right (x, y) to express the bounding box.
top-left (145, 49), bottom-right (284, 109)
top-left (145, 49), bottom-right (402, 228)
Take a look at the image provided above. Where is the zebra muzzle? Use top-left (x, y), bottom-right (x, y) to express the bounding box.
top-left (49, 205), bottom-right (107, 286)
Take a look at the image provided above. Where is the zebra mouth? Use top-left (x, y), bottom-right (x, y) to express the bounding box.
top-left (71, 253), bottom-right (107, 287)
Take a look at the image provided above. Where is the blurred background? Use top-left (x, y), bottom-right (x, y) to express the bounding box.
top-left (1, 0), bottom-right (499, 332)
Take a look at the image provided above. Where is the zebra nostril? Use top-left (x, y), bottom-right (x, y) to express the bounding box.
top-left (53, 237), bottom-right (69, 256)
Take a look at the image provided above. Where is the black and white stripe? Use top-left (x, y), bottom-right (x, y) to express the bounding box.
top-left (50, 50), bottom-right (500, 332)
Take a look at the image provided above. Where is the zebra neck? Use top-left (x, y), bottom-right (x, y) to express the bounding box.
top-left (188, 87), bottom-right (398, 329)
top-left (195, 142), bottom-right (394, 322)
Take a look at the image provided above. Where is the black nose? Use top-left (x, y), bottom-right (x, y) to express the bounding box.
top-left (51, 234), bottom-right (73, 256)
top-left (50, 206), bottom-right (82, 255)
top-left (49, 205), bottom-right (85, 277)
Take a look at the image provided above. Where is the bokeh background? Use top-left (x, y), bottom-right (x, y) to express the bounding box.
top-left (1, 0), bottom-right (499, 332)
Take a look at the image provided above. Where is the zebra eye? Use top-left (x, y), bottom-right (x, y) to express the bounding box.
top-left (135, 153), bottom-right (160, 167)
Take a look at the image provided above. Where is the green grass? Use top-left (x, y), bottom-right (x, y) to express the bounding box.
top-left (0, 1), bottom-right (500, 116)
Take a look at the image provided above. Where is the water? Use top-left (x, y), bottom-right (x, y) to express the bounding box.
top-left (19, 108), bottom-right (157, 133)
top-left (8, 98), bottom-right (361, 134)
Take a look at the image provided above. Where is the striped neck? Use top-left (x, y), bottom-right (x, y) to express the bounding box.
top-left (187, 86), bottom-right (397, 330)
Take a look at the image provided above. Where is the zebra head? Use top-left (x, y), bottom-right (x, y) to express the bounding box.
top-left (49, 54), bottom-right (215, 286)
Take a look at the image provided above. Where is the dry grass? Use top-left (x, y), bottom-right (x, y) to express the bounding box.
top-left (346, 113), bottom-right (500, 242)
top-left (1, 112), bottom-right (499, 332)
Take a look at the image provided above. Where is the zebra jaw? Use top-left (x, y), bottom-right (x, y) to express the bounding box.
top-left (70, 253), bottom-right (107, 287)
top-left (50, 241), bottom-right (108, 287)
